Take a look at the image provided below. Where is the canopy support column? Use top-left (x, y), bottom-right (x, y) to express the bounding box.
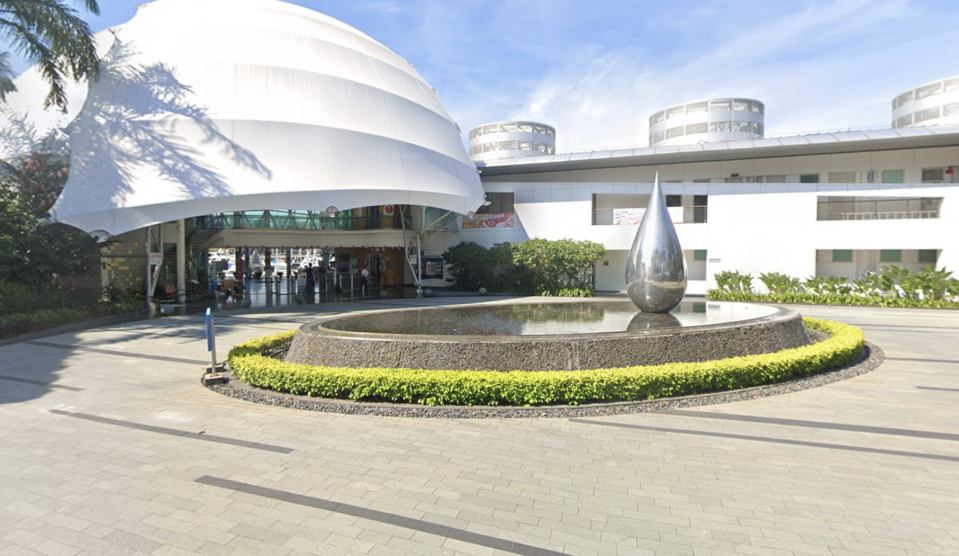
top-left (176, 219), bottom-right (186, 304)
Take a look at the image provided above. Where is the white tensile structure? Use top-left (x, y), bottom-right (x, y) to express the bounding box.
top-left (892, 75), bottom-right (959, 129)
top-left (42, 0), bottom-right (483, 236)
top-left (648, 98), bottom-right (765, 147)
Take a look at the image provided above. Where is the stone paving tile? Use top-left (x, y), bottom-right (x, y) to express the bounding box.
top-left (2, 301), bottom-right (959, 555)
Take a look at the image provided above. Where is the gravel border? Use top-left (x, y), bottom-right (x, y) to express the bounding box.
top-left (204, 340), bottom-right (884, 419)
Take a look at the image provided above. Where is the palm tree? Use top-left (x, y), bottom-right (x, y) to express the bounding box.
top-left (0, 0), bottom-right (100, 111)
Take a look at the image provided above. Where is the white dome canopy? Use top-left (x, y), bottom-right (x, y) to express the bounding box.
top-left (45, 0), bottom-right (483, 235)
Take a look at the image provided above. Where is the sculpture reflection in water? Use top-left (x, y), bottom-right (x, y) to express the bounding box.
top-left (625, 172), bottom-right (688, 313)
top-left (626, 312), bottom-right (681, 331)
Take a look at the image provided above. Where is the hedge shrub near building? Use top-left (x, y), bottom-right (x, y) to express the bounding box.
top-left (226, 318), bottom-right (864, 407)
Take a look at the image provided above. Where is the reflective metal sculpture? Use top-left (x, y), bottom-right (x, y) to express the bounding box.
top-left (626, 173), bottom-right (687, 312)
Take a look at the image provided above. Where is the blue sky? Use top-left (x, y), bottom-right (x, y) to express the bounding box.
top-left (10, 0), bottom-right (959, 152)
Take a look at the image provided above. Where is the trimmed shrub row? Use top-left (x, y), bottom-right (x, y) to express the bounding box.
top-left (707, 290), bottom-right (959, 309)
top-left (0, 308), bottom-right (91, 339)
top-left (226, 318), bottom-right (865, 407)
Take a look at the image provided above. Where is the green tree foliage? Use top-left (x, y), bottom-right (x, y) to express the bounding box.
top-left (0, 151), bottom-right (98, 289)
top-left (442, 239), bottom-right (604, 295)
top-left (0, 0), bottom-right (101, 110)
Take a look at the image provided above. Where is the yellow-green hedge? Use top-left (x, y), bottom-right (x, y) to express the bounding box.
top-left (226, 318), bottom-right (864, 407)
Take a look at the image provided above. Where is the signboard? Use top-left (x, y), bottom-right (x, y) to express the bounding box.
top-left (148, 252), bottom-right (163, 265)
top-left (612, 207), bottom-right (685, 226)
top-left (462, 212), bottom-right (514, 229)
top-left (420, 257), bottom-right (444, 280)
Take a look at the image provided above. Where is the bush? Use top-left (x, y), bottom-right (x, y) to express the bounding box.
top-left (442, 239), bottom-right (604, 296)
top-left (0, 308), bottom-right (90, 339)
top-left (226, 318), bottom-right (864, 407)
top-left (758, 272), bottom-right (801, 294)
top-left (707, 289), bottom-right (959, 308)
top-left (714, 270), bottom-right (753, 293)
top-left (710, 265), bottom-right (959, 307)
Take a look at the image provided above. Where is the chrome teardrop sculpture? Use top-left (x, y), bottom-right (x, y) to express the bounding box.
top-left (626, 173), bottom-right (687, 312)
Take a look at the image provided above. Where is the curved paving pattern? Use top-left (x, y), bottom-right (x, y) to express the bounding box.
top-left (1, 297), bottom-right (958, 556)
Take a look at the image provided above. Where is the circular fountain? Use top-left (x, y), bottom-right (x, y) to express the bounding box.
top-left (285, 298), bottom-right (811, 371)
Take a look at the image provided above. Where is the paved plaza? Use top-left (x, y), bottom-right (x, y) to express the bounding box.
top-left (1, 298), bottom-right (958, 556)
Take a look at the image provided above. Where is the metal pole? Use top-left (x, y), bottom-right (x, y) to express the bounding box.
top-left (145, 226), bottom-right (152, 311)
top-left (176, 218), bottom-right (186, 304)
top-left (416, 232), bottom-right (423, 297)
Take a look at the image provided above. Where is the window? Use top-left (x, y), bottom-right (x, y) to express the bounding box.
top-left (915, 82), bottom-right (942, 99)
top-left (477, 192), bottom-right (514, 215)
top-left (922, 168), bottom-right (945, 183)
top-left (686, 101), bottom-right (708, 113)
top-left (945, 103), bottom-right (959, 117)
top-left (693, 250), bottom-right (707, 261)
top-left (828, 172), bottom-right (857, 183)
top-left (894, 114), bottom-right (913, 128)
top-left (832, 250), bottom-right (853, 262)
top-left (919, 250), bottom-right (938, 264)
top-left (881, 170), bottom-right (904, 184)
top-left (667, 107), bottom-right (685, 119)
top-left (665, 195), bottom-right (682, 207)
top-left (800, 174), bottom-right (820, 183)
top-left (667, 126), bottom-right (684, 138)
top-left (685, 123), bottom-right (707, 134)
top-left (880, 250), bottom-right (901, 263)
top-left (764, 175), bottom-right (786, 183)
top-left (914, 107), bottom-right (941, 123)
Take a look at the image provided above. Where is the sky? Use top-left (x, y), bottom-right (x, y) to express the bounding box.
top-left (8, 0), bottom-right (959, 152)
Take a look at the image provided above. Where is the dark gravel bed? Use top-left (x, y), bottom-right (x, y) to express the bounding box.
top-left (204, 339), bottom-right (884, 419)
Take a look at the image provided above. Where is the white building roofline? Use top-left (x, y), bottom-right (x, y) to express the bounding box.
top-left (477, 126), bottom-right (959, 175)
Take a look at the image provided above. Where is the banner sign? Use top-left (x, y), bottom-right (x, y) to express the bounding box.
top-left (462, 212), bottom-right (514, 229)
top-left (613, 207), bottom-right (684, 226)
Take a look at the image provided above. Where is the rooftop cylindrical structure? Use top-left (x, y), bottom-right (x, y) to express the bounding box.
top-left (891, 75), bottom-right (959, 129)
top-left (648, 98), bottom-right (765, 147)
top-left (468, 121), bottom-right (556, 162)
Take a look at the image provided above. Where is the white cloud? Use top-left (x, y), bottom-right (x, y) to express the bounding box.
top-left (505, 0), bottom-right (959, 152)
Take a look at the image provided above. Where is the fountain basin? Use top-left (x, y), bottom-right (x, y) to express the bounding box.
top-left (286, 299), bottom-right (811, 371)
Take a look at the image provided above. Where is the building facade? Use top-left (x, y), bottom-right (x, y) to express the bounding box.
top-left (648, 98), bottom-right (765, 147)
top-left (466, 128), bottom-right (959, 294)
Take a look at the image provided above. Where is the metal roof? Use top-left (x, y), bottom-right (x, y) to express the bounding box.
top-left (477, 126), bottom-right (959, 176)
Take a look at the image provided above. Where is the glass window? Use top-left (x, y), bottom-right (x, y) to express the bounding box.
top-left (733, 100), bottom-right (749, 111)
top-left (667, 106), bottom-right (685, 119)
top-left (685, 123), bottom-right (707, 134)
top-left (764, 175), bottom-right (786, 183)
top-left (518, 141), bottom-right (532, 150)
top-left (945, 78), bottom-right (959, 92)
top-left (477, 192), bottom-right (514, 215)
top-left (919, 249), bottom-right (938, 264)
top-left (667, 126), bottom-right (684, 138)
top-left (800, 174), bottom-right (820, 183)
top-left (880, 250), bottom-right (901, 263)
top-left (710, 100), bottom-right (731, 111)
top-left (693, 250), bottom-right (707, 261)
top-left (686, 101), bottom-right (708, 113)
top-left (828, 171), bottom-right (857, 183)
top-left (653, 131), bottom-right (665, 143)
top-left (751, 101), bottom-right (764, 114)
top-left (832, 250), bottom-right (853, 262)
top-left (881, 170), bottom-right (904, 184)
top-left (499, 123), bottom-right (517, 132)
top-left (895, 91), bottom-right (913, 107)
top-left (518, 123), bottom-right (532, 133)
top-left (708, 121), bottom-right (731, 133)
top-left (733, 121), bottom-right (752, 133)
top-left (943, 103), bottom-right (959, 117)
top-left (914, 107), bottom-right (941, 123)
top-left (895, 114), bottom-right (913, 128)
top-left (922, 168), bottom-right (944, 183)
top-left (915, 83), bottom-right (942, 99)
top-left (665, 195), bottom-right (682, 207)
